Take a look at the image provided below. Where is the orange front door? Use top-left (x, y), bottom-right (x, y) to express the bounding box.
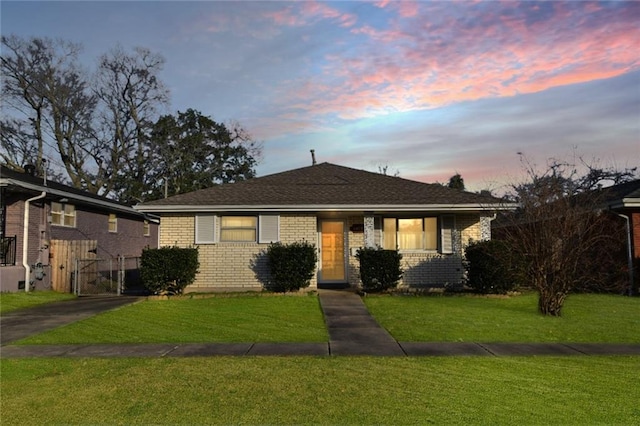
top-left (320, 221), bottom-right (345, 282)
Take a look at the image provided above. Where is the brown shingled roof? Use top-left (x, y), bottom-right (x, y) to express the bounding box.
top-left (138, 162), bottom-right (504, 210)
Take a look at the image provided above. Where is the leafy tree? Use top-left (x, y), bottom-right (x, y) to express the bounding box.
top-left (500, 155), bottom-right (637, 316)
top-left (448, 173), bottom-right (465, 190)
top-left (147, 109), bottom-right (260, 200)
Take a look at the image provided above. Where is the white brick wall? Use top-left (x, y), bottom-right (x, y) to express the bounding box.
top-left (159, 213), bottom-right (317, 292)
top-left (159, 212), bottom-right (485, 292)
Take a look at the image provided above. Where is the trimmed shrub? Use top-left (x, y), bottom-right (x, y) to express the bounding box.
top-left (464, 240), bottom-right (522, 294)
top-left (140, 246), bottom-right (199, 295)
top-left (356, 247), bottom-right (403, 293)
top-left (266, 241), bottom-right (317, 292)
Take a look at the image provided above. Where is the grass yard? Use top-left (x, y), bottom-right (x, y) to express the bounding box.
top-left (16, 293), bottom-right (329, 344)
top-left (2, 356), bottom-right (638, 425)
top-left (0, 291), bottom-right (76, 314)
top-left (364, 292), bottom-right (640, 343)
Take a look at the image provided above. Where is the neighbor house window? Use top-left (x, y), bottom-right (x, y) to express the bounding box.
top-left (220, 216), bottom-right (257, 242)
top-left (51, 202), bottom-right (76, 227)
top-left (108, 213), bottom-right (118, 233)
top-left (143, 220), bottom-right (150, 237)
top-left (383, 217), bottom-right (438, 251)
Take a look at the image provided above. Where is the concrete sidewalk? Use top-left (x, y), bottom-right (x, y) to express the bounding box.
top-left (3, 341), bottom-right (639, 358)
top-left (1, 291), bottom-right (639, 358)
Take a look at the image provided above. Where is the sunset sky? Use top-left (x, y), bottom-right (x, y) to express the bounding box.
top-left (2, 1), bottom-right (639, 193)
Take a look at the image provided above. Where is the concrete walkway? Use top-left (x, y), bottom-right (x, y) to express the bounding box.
top-left (1, 291), bottom-right (639, 358)
top-left (0, 296), bottom-right (142, 345)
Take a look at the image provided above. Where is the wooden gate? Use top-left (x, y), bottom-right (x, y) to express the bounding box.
top-left (50, 240), bottom-right (97, 293)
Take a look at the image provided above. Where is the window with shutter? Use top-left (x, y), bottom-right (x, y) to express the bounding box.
top-left (258, 215), bottom-right (280, 243)
top-left (382, 217), bottom-right (438, 251)
top-left (195, 214), bottom-right (216, 244)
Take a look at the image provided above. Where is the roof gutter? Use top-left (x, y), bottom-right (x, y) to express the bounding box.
top-left (1, 178), bottom-right (143, 216)
top-left (23, 191), bottom-right (46, 292)
top-left (609, 198), bottom-right (640, 209)
top-left (134, 203), bottom-right (518, 214)
top-left (613, 211), bottom-right (635, 296)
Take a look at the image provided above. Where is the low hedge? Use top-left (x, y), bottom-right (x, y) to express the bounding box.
top-left (266, 241), bottom-right (317, 292)
top-left (464, 240), bottom-right (523, 294)
top-left (140, 246), bottom-right (199, 295)
top-left (356, 247), bottom-right (403, 293)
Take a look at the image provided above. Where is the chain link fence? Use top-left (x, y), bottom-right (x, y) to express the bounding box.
top-left (73, 256), bottom-right (142, 296)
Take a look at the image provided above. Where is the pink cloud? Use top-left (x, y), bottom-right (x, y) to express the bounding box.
top-left (374, 0), bottom-right (420, 18)
top-left (264, 1), bottom-right (357, 28)
top-left (274, 1), bottom-right (640, 122)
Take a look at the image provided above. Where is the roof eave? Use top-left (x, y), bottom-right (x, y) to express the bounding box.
top-left (609, 198), bottom-right (640, 209)
top-left (1, 178), bottom-right (148, 217)
top-left (134, 203), bottom-right (518, 214)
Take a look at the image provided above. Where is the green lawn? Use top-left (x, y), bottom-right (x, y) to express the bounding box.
top-left (2, 356), bottom-right (638, 425)
top-left (0, 291), bottom-right (76, 314)
top-left (13, 292), bottom-right (639, 345)
top-left (364, 292), bottom-right (640, 343)
top-left (17, 293), bottom-right (329, 344)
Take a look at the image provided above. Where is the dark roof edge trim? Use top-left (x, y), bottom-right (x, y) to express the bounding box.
top-left (609, 198), bottom-right (640, 209)
top-left (134, 203), bottom-right (518, 213)
top-left (3, 178), bottom-right (157, 219)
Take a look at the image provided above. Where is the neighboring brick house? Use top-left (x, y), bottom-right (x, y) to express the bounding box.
top-left (0, 165), bottom-right (159, 292)
top-left (602, 179), bottom-right (640, 292)
top-left (136, 162), bottom-right (513, 292)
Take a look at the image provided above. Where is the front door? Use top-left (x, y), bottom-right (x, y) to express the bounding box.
top-left (320, 220), bottom-right (346, 283)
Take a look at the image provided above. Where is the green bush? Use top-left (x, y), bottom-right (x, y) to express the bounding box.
top-left (464, 240), bottom-right (522, 294)
top-left (266, 241), bottom-right (317, 292)
top-left (140, 246), bottom-right (199, 295)
top-left (356, 247), bottom-right (403, 293)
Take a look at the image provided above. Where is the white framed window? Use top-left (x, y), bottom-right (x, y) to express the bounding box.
top-left (143, 220), bottom-right (150, 237)
top-left (220, 216), bottom-right (257, 242)
top-left (383, 217), bottom-right (442, 251)
top-left (108, 213), bottom-right (118, 233)
top-left (51, 202), bottom-right (76, 227)
top-left (194, 214), bottom-right (280, 244)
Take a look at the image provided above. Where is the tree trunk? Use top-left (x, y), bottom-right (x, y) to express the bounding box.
top-left (537, 290), bottom-right (566, 316)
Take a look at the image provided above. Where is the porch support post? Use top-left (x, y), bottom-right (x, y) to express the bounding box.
top-left (364, 215), bottom-right (375, 248)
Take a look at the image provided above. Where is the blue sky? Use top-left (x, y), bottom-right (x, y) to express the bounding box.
top-left (2, 1), bottom-right (639, 193)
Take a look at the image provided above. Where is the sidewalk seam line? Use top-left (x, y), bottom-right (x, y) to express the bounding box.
top-left (561, 343), bottom-right (588, 355)
top-left (475, 343), bottom-right (497, 357)
top-left (162, 345), bottom-right (180, 357)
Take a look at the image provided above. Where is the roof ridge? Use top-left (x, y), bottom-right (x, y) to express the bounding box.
top-left (139, 162), bottom-right (506, 207)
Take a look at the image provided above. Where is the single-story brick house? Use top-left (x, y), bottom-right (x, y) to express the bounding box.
top-left (136, 162), bottom-right (514, 292)
top-left (0, 165), bottom-right (159, 292)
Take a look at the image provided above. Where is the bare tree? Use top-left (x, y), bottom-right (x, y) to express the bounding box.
top-left (94, 45), bottom-right (169, 202)
top-left (500, 155), bottom-right (637, 316)
top-left (2, 35), bottom-right (259, 203)
top-left (0, 118), bottom-right (37, 170)
top-left (375, 162), bottom-right (400, 177)
top-left (1, 35), bottom-right (99, 189)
